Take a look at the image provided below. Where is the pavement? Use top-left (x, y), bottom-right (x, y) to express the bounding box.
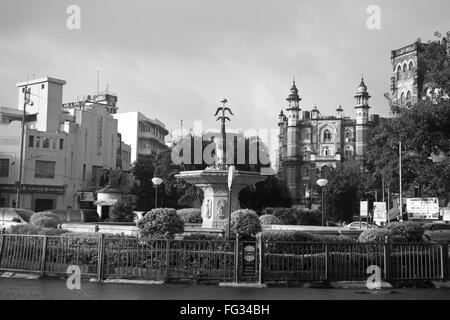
top-left (0, 277), bottom-right (449, 300)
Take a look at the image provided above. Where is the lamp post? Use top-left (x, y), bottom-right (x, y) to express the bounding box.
top-left (227, 165), bottom-right (236, 240)
top-left (316, 179), bottom-right (328, 226)
top-left (152, 177), bottom-right (163, 208)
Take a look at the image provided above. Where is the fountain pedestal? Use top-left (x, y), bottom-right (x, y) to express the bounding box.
top-left (176, 169), bottom-right (266, 228)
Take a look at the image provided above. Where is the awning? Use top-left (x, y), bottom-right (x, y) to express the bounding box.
top-left (93, 199), bottom-right (118, 206)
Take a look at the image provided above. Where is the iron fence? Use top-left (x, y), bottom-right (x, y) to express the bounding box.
top-left (0, 232), bottom-right (448, 283)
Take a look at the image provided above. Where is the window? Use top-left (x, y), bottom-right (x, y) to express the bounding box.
top-left (42, 137), bottom-right (50, 148)
top-left (35, 160), bottom-right (56, 179)
top-left (59, 139), bottom-right (64, 149)
top-left (41, 84), bottom-right (45, 90)
top-left (0, 159), bottom-right (9, 177)
top-left (406, 91), bottom-right (412, 106)
top-left (345, 146), bottom-right (354, 159)
top-left (302, 165), bottom-right (310, 177)
top-left (83, 164), bottom-right (86, 181)
top-left (322, 146), bottom-right (331, 156)
top-left (302, 147), bottom-right (311, 161)
top-left (403, 63), bottom-right (407, 72)
top-left (36, 137), bottom-right (41, 148)
top-left (408, 61), bottom-right (414, 70)
top-left (323, 129), bottom-right (332, 142)
top-left (29, 135), bottom-right (34, 147)
top-left (52, 138), bottom-right (56, 149)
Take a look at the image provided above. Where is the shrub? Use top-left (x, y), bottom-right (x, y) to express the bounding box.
top-left (110, 201), bottom-right (134, 222)
top-left (387, 222), bottom-right (425, 242)
top-left (293, 209), bottom-right (322, 226)
top-left (136, 208), bottom-right (184, 239)
top-left (358, 229), bottom-right (393, 243)
top-left (10, 224), bottom-right (69, 236)
top-left (261, 230), bottom-right (317, 243)
top-left (177, 208), bottom-right (202, 224)
top-left (182, 233), bottom-right (223, 240)
top-left (259, 214), bottom-right (282, 225)
top-left (313, 234), bottom-right (355, 243)
top-left (263, 207), bottom-right (297, 225)
top-left (228, 209), bottom-right (261, 239)
top-left (30, 212), bottom-right (59, 228)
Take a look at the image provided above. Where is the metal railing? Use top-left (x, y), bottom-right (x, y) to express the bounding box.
top-left (0, 232), bottom-right (448, 283)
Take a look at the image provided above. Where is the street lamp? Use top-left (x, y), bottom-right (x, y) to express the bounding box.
top-left (316, 178), bottom-right (328, 226)
top-left (152, 177), bottom-right (163, 208)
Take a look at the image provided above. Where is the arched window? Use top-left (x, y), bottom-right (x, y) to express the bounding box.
top-left (345, 128), bottom-right (353, 142)
top-left (400, 92), bottom-right (405, 107)
top-left (396, 65), bottom-right (402, 80)
top-left (323, 129), bottom-right (332, 143)
top-left (402, 62), bottom-right (408, 72)
top-left (302, 146), bottom-right (311, 161)
top-left (322, 146), bottom-right (331, 156)
top-left (408, 61), bottom-right (414, 70)
top-left (302, 165), bottom-right (310, 177)
top-left (406, 91), bottom-right (412, 106)
top-left (345, 146), bottom-right (354, 159)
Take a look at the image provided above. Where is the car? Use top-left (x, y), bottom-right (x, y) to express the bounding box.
top-left (422, 223), bottom-right (450, 242)
top-left (37, 209), bottom-right (100, 224)
top-left (344, 221), bottom-right (379, 230)
top-left (0, 207), bottom-right (35, 230)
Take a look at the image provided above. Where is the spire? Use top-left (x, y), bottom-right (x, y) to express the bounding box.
top-left (286, 78), bottom-right (301, 103)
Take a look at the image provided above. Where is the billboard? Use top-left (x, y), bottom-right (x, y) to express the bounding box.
top-left (406, 198), bottom-right (439, 220)
top-left (373, 202), bottom-right (387, 224)
top-left (360, 201), bottom-right (368, 217)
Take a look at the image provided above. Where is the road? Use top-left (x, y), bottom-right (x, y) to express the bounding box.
top-left (0, 278), bottom-right (449, 300)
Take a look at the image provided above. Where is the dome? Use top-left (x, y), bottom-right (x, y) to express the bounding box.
top-left (356, 78), bottom-right (367, 93)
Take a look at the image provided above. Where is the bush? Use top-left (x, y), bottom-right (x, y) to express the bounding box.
top-left (261, 230), bottom-right (317, 243)
top-left (10, 224), bottom-right (69, 236)
top-left (259, 214), bottom-right (282, 225)
top-left (263, 207), bottom-right (297, 225)
top-left (136, 208), bottom-right (184, 239)
top-left (387, 222), bottom-right (425, 242)
top-left (228, 209), bottom-right (261, 239)
top-left (294, 209), bottom-right (322, 226)
top-left (358, 229), bottom-right (393, 243)
top-left (177, 208), bottom-right (203, 224)
top-left (110, 201), bottom-right (134, 222)
top-left (182, 233), bottom-right (223, 240)
top-left (30, 212), bottom-right (60, 228)
top-left (313, 234), bottom-right (355, 243)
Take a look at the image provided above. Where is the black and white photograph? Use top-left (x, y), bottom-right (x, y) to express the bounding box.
top-left (0, 0), bottom-right (449, 312)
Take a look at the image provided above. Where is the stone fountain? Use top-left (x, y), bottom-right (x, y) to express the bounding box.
top-left (175, 99), bottom-right (267, 229)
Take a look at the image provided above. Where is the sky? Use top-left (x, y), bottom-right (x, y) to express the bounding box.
top-left (0, 0), bottom-right (449, 137)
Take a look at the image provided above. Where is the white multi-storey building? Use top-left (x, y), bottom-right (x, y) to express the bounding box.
top-left (0, 77), bottom-right (133, 212)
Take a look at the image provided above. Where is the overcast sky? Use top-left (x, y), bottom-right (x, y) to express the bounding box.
top-left (0, 0), bottom-right (449, 136)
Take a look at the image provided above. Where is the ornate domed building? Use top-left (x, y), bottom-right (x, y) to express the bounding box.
top-left (276, 78), bottom-right (379, 208)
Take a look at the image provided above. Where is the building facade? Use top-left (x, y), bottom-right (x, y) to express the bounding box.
top-left (277, 79), bottom-right (378, 207)
top-left (0, 77), bottom-right (134, 212)
top-left (113, 111), bottom-right (169, 163)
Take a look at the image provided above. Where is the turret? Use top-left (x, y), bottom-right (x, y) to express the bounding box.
top-left (354, 77), bottom-right (371, 162)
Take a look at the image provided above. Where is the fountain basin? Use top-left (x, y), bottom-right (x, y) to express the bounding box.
top-left (176, 169), bottom-right (267, 228)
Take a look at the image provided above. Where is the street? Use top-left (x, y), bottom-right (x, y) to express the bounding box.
top-left (0, 278), bottom-right (449, 300)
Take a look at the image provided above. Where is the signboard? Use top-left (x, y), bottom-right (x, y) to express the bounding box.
top-left (0, 184), bottom-right (65, 194)
top-left (77, 192), bottom-right (95, 202)
top-left (373, 202), bottom-right (387, 223)
top-left (360, 201), bottom-right (368, 217)
top-left (242, 242), bottom-right (257, 277)
top-left (441, 208), bottom-right (450, 222)
top-left (406, 198), bottom-right (439, 220)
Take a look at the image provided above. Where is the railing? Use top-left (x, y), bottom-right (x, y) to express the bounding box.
top-left (0, 232), bottom-right (448, 283)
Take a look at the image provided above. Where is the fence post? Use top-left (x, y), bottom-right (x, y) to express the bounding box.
top-left (384, 237), bottom-right (391, 282)
top-left (0, 230), bottom-right (4, 267)
top-left (443, 243), bottom-right (449, 279)
top-left (97, 233), bottom-right (105, 281)
top-left (40, 236), bottom-right (47, 276)
top-left (234, 234), bottom-right (239, 283)
top-left (439, 243), bottom-right (448, 279)
top-left (258, 234), bottom-right (263, 285)
top-left (165, 238), bottom-right (170, 282)
top-left (324, 243), bottom-right (328, 281)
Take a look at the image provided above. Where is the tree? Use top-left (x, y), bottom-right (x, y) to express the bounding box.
top-left (110, 201), bottom-right (134, 222)
top-left (131, 156), bottom-right (156, 210)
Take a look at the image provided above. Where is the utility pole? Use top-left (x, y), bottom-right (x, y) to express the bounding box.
top-left (399, 140), bottom-right (403, 221)
top-left (16, 86), bottom-right (32, 208)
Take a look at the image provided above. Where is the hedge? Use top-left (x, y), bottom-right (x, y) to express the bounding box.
top-left (358, 229), bottom-right (393, 243)
top-left (177, 208), bottom-right (203, 224)
top-left (259, 214), bottom-right (282, 225)
top-left (30, 212), bottom-right (60, 228)
top-left (387, 222), bottom-right (425, 242)
top-left (137, 208), bottom-right (184, 239)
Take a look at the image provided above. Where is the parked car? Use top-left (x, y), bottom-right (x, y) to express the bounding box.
top-left (37, 209), bottom-right (100, 224)
top-left (0, 207), bottom-right (35, 230)
top-left (344, 221), bottom-right (379, 230)
top-left (422, 223), bottom-right (450, 242)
